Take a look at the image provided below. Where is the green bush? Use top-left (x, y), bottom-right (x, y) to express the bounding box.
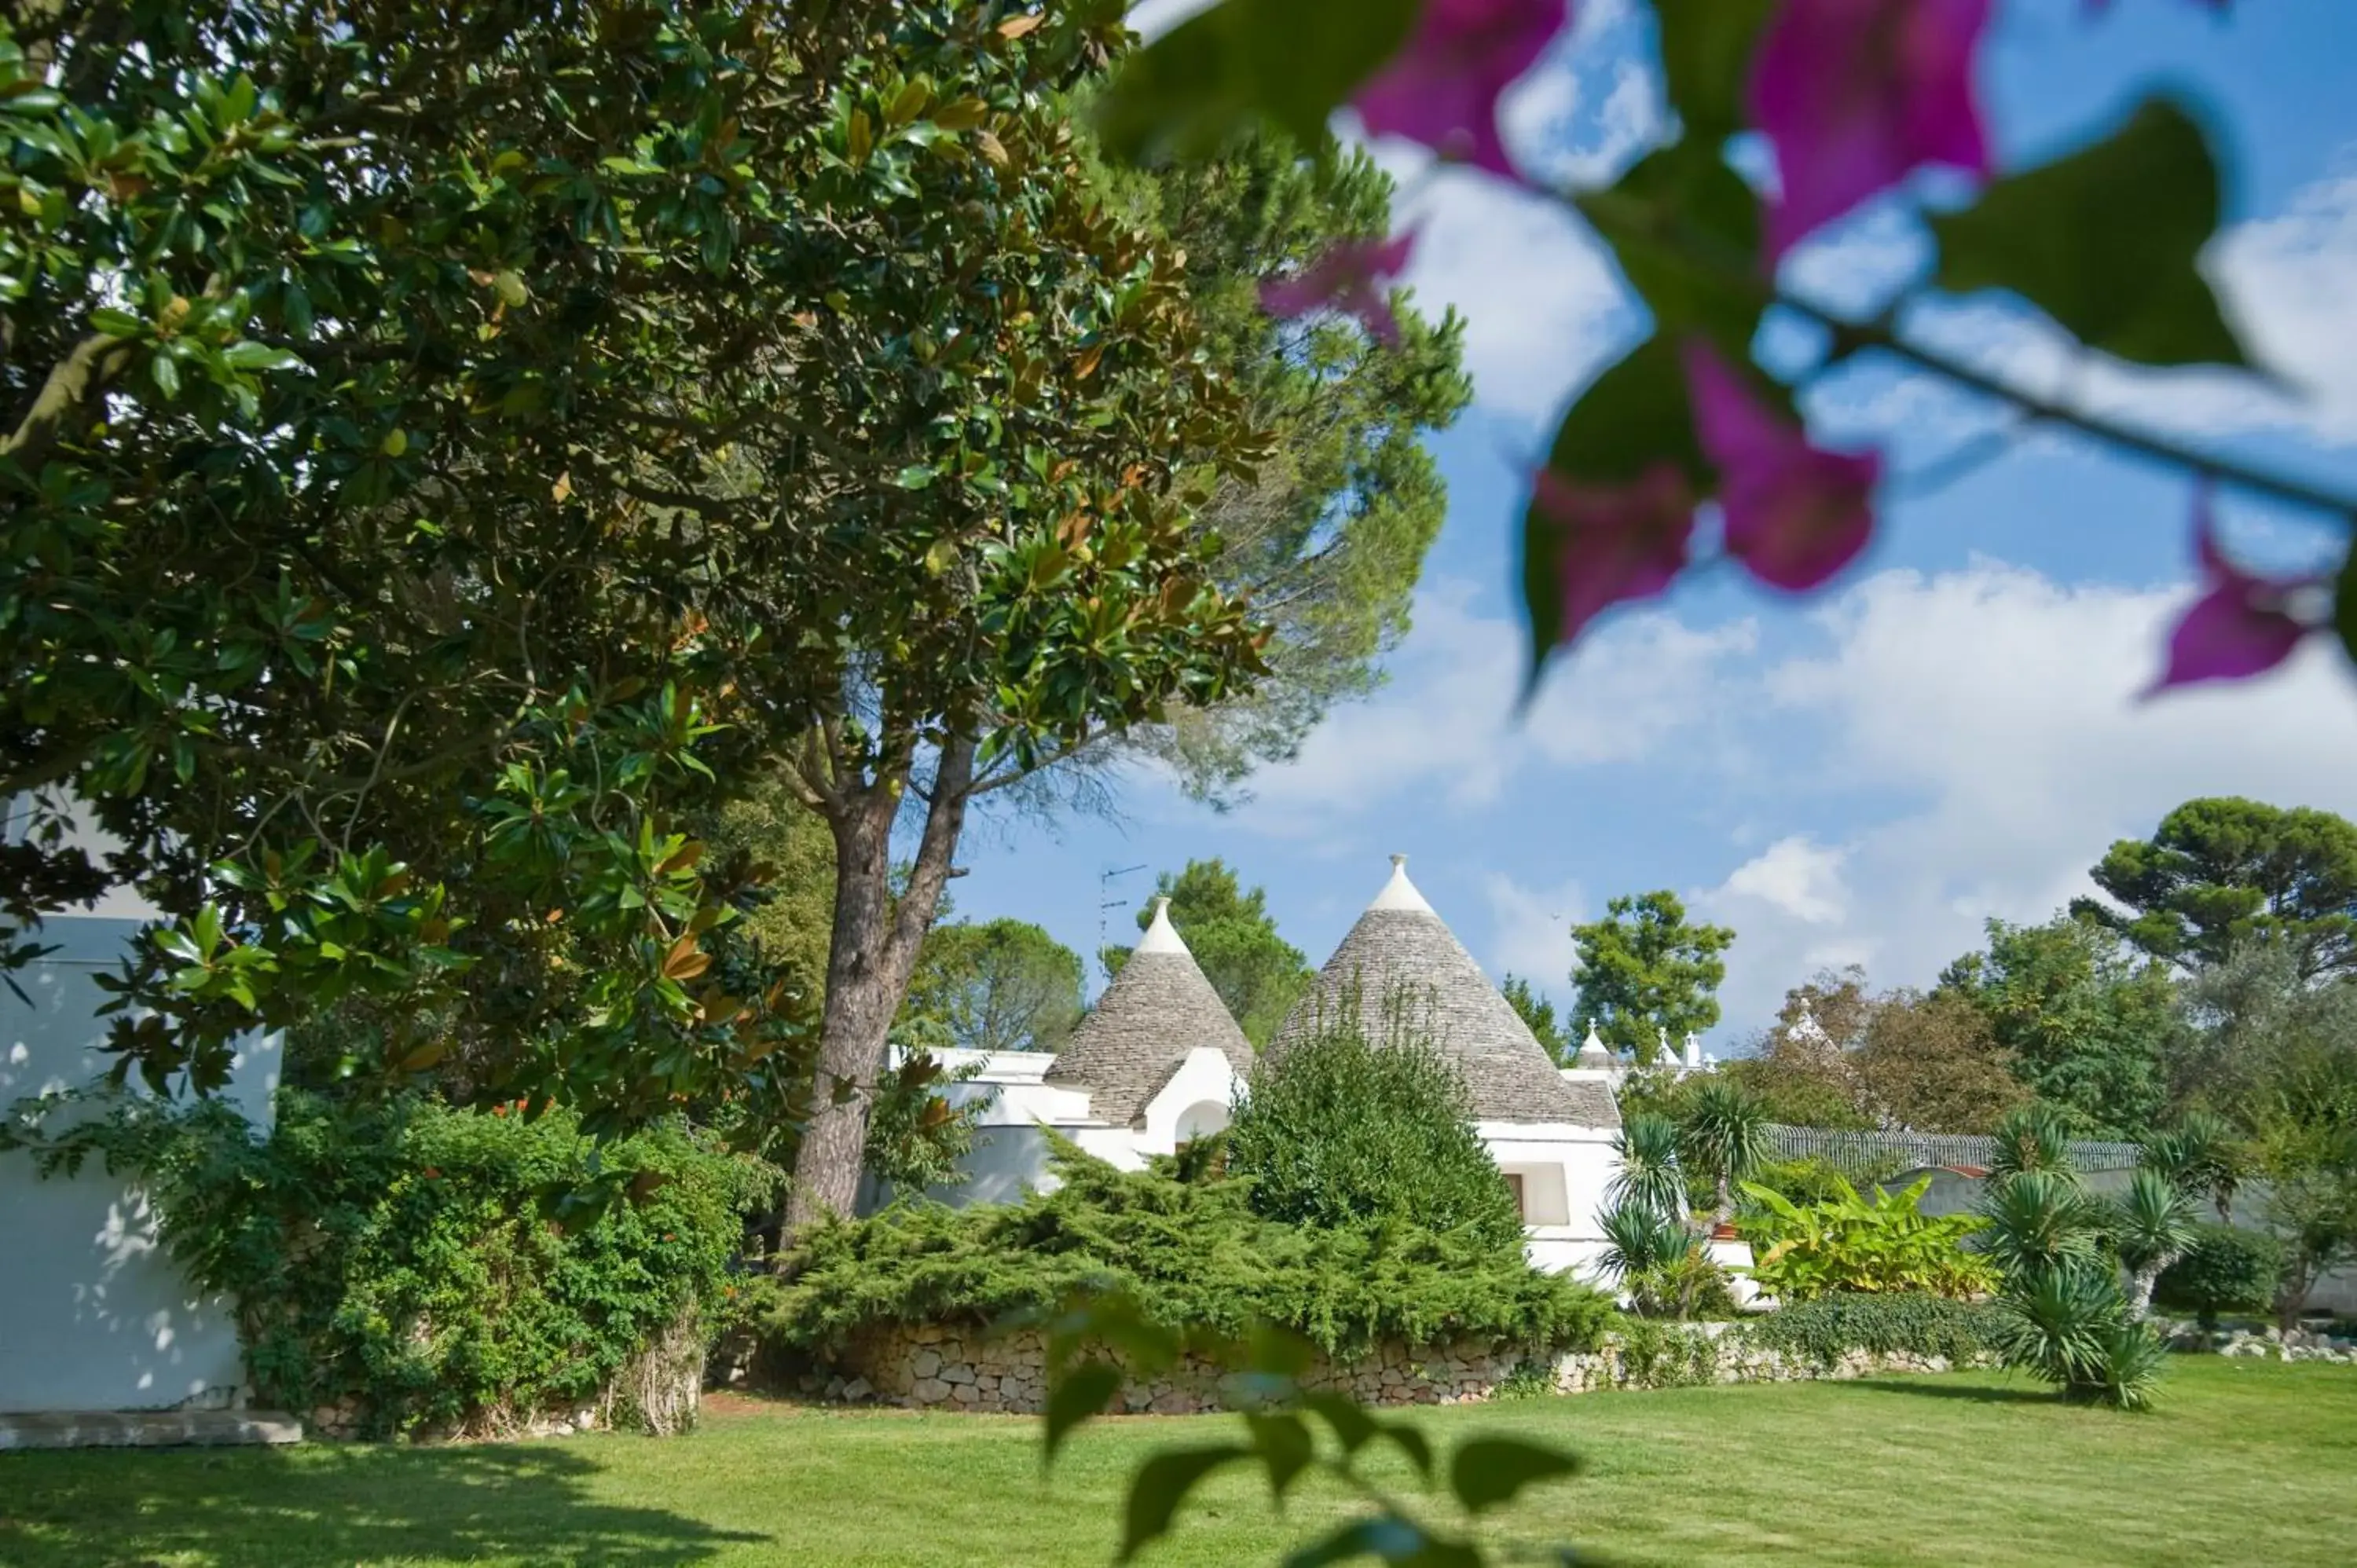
top-left (1736, 1292), bottom-right (2005, 1368)
top-left (755, 1141), bottom-right (1612, 1363)
top-left (5, 1090), bottom-right (767, 1437)
top-left (1227, 992), bottom-right (1522, 1250)
top-left (2154, 1225), bottom-right (2283, 1326)
top-left (1736, 1174), bottom-right (1997, 1302)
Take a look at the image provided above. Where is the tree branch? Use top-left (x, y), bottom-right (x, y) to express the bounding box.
top-left (4, 333), bottom-right (137, 471)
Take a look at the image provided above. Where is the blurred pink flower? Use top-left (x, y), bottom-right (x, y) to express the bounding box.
top-left (1750, 0), bottom-right (1993, 261)
top-left (1257, 229), bottom-right (1418, 345)
top-left (1353, 0), bottom-right (1571, 179)
top-left (1532, 460), bottom-right (1697, 647)
top-left (2147, 489), bottom-right (2320, 696)
top-left (1681, 339), bottom-right (1881, 591)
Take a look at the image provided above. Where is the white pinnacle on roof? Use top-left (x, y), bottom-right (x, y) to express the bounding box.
top-left (1134, 896), bottom-right (1187, 954)
top-left (1574, 1018), bottom-right (1614, 1068)
top-left (1367, 853), bottom-right (1434, 913)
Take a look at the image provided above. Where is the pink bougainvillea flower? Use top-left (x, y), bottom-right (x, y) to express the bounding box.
top-left (1750, 0), bottom-right (1994, 261)
top-left (1681, 339), bottom-right (1881, 592)
top-left (1257, 229), bottom-right (1418, 346)
top-left (1532, 460), bottom-right (1697, 647)
top-left (2146, 489), bottom-right (2320, 696)
top-left (1352, 0), bottom-right (1572, 180)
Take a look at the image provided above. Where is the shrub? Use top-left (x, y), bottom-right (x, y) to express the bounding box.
top-left (2154, 1224), bottom-right (2283, 1326)
top-left (1737, 1174), bottom-right (1996, 1302)
top-left (755, 1141), bottom-right (1612, 1363)
top-left (5, 1089), bottom-right (766, 1437)
top-left (1227, 994), bottom-right (1522, 1250)
top-left (1736, 1291), bottom-right (2004, 1368)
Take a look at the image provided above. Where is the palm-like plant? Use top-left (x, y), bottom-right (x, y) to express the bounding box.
top-left (1678, 1079), bottom-right (1769, 1221)
top-left (1975, 1169), bottom-right (2100, 1279)
top-left (1993, 1258), bottom-right (2148, 1405)
top-left (2112, 1167), bottom-right (2201, 1320)
top-left (1989, 1102), bottom-right (2078, 1180)
top-left (2141, 1110), bottom-right (2244, 1223)
top-left (1600, 1196), bottom-right (1691, 1315)
top-left (1608, 1111), bottom-right (1688, 1223)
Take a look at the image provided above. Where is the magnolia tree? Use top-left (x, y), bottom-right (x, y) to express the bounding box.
top-left (1098, 0), bottom-right (2353, 706)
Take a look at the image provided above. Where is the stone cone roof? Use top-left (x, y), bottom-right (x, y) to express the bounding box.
top-left (1273, 857), bottom-right (1618, 1128)
top-left (1046, 898), bottom-right (1254, 1127)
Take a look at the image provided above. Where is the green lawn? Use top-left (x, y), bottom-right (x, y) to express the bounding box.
top-left (4, 1360), bottom-right (2352, 1567)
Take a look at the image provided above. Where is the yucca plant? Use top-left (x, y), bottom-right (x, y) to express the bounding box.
top-left (1608, 1111), bottom-right (1688, 1224)
top-left (1989, 1102), bottom-right (2079, 1180)
top-left (1992, 1259), bottom-right (2124, 1399)
top-left (2088, 1318), bottom-right (2171, 1412)
top-left (2112, 1167), bottom-right (2201, 1320)
top-left (1678, 1079), bottom-right (1769, 1221)
top-left (2141, 1110), bottom-right (2244, 1224)
top-left (1975, 1169), bottom-right (2100, 1279)
top-left (1600, 1197), bottom-right (1688, 1283)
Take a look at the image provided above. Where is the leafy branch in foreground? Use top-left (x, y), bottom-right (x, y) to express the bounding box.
top-left (1036, 1292), bottom-right (1582, 1566)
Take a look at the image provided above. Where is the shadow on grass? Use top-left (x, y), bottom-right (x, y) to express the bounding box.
top-left (0, 1440), bottom-right (769, 1568)
top-left (1842, 1376), bottom-right (2059, 1406)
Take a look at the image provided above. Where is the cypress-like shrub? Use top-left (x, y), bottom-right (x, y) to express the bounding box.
top-left (1226, 996), bottom-right (1523, 1250)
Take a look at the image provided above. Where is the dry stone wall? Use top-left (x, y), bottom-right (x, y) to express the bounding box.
top-left (786, 1321), bottom-right (1995, 1415)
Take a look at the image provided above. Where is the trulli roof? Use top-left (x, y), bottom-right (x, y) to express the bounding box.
top-left (1273, 857), bottom-right (1619, 1128)
top-left (1045, 898), bottom-right (1254, 1127)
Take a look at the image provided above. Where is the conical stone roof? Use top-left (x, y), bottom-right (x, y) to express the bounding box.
top-left (1046, 899), bottom-right (1254, 1127)
top-left (1273, 857), bottom-right (1618, 1128)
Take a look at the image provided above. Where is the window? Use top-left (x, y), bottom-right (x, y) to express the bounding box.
top-left (1504, 1172), bottom-right (1526, 1218)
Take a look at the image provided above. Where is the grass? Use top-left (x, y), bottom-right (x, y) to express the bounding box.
top-left (2, 1359), bottom-right (2352, 1566)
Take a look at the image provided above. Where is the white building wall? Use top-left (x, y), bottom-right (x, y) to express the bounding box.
top-left (1, 915), bottom-right (281, 1412)
top-left (1477, 1119), bottom-right (1621, 1283)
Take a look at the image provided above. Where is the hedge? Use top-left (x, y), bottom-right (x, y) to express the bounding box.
top-left (1733, 1291), bottom-right (2006, 1369)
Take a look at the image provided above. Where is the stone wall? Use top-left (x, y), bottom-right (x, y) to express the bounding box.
top-left (786, 1320), bottom-right (1996, 1416)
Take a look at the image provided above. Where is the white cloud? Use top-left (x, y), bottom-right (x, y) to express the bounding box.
top-left (1225, 581), bottom-right (1756, 831)
top-left (1719, 837), bottom-right (1850, 925)
top-left (1699, 561), bottom-right (2357, 1039)
top-left (1482, 872), bottom-right (1585, 994)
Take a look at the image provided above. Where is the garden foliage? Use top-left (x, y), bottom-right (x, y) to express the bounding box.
top-left (1737, 1175), bottom-right (1997, 1302)
top-left (2, 1090), bottom-right (765, 1437)
top-left (753, 1141), bottom-right (1611, 1362)
top-left (2153, 1223), bottom-right (2282, 1326)
top-left (1734, 1291), bottom-right (2004, 1370)
top-left (1226, 999), bottom-right (1524, 1250)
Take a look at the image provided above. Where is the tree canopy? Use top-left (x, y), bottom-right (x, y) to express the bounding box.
top-left (2075, 797), bottom-right (2357, 980)
top-left (1939, 915), bottom-right (2176, 1143)
top-left (1568, 892), bottom-right (1733, 1064)
top-left (1102, 857), bottom-right (1311, 1048)
top-left (1500, 974), bottom-right (1568, 1061)
top-left (1727, 968), bottom-right (2027, 1134)
top-left (902, 918), bottom-right (1083, 1055)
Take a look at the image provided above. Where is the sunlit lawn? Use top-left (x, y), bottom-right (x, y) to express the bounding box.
top-left (4, 1357), bottom-right (2352, 1567)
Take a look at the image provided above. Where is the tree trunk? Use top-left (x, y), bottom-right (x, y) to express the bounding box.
top-left (2127, 1262), bottom-right (2161, 1321)
top-left (783, 738), bottom-right (977, 1230)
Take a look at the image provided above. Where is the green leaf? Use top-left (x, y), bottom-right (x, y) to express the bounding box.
top-left (1930, 95), bottom-right (2251, 368)
top-left (1519, 335), bottom-right (1708, 667)
top-left (1587, 145), bottom-right (1765, 354)
top-left (493, 269), bottom-right (530, 307)
top-left (150, 350), bottom-right (181, 399)
top-left (1447, 1435), bottom-right (1580, 1516)
top-left (2333, 544), bottom-right (2357, 670)
top-left (1245, 1411), bottom-right (1314, 1501)
top-left (893, 464), bottom-right (937, 490)
top-left (88, 307), bottom-right (144, 338)
top-left (221, 341), bottom-right (301, 372)
top-left (1652, 0), bottom-right (1777, 141)
top-left (1118, 1443), bottom-right (1251, 1562)
top-left (1042, 1359), bottom-right (1120, 1464)
top-left (1094, 0), bottom-right (1421, 165)
top-left (1300, 1390), bottom-right (1378, 1455)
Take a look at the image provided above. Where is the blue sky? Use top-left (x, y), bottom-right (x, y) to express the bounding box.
top-left (947, 0), bottom-right (2357, 1050)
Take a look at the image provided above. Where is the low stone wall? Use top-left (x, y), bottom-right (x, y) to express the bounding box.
top-left (2156, 1321), bottom-right (2356, 1365)
top-left (787, 1320), bottom-right (1994, 1415)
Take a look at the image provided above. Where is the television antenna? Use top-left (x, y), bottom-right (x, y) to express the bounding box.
top-left (1097, 863), bottom-right (1149, 958)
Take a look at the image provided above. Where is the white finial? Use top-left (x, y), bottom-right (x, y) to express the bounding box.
top-left (1684, 1030), bottom-right (1701, 1070)
top-left (1574, 1018), bottom-right (1612, 1067)
top-left (1657, 1024), bottom-right (1670, 1061)
top-left (1369, 853), bottom-right (1433, 912)
top-left (1135, 896), bottom-right (1188, 955)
